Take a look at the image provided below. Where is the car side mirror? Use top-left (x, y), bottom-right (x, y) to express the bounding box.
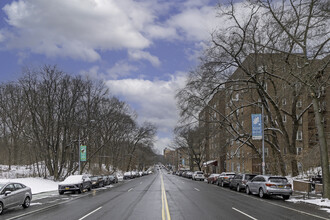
top-left (5, 191), bottom-right (11, 196)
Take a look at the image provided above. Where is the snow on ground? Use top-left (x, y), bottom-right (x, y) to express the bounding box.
top-left (287, 198), bottom-right (330, 213)
top-left (0, 178), bottom-right (58, 194)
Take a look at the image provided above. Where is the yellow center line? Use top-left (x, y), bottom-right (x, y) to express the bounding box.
top-left (161, 172), bottom-right (171, 220)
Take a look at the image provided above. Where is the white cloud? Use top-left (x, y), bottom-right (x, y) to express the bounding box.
top-left (106, 61), bottom-right (138, 79)
top-left (128, 50), bottom-right (161, 67)
top-left (154, 136), bottom-right (173, 154)
top-left (1, 0), bottom-right (153, 61)
top-left (105, 73), bottom-right (187, 135)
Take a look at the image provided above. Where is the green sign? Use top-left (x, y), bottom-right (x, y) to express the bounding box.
top-left (80, 145), bottom-right (87, 161)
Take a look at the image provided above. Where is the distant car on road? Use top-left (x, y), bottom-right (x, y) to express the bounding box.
top-left (108, 175), bottom-right (118, 184)
top-left (246, 175), bottom-right (292, 200)
top-left (0, 182), bottom-right (32, 215)
top-left (90, 176), bottom-right (105, 188)
top-left (192, 171), bottom-right (205, 181)
top-left (229, 173), bottom-right (257, 192)
top-left (58, 175), bottom-right (92, 195)
top-left (124, 172), bottom-right (132, 179)
top-left (217, 172), bottom-right (236, 187)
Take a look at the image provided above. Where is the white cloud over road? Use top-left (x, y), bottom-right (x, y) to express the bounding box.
top-left (105, 73), bottom-right (187, 153)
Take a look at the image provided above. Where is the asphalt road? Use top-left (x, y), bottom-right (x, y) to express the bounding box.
top-left (1, 169), bottom-right (329, 220)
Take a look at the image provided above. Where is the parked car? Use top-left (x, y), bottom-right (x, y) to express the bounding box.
top-left (186, 171), bottom-right (193, 179)
top-left (207, 174), bottom-right (221, 184)
top-left (124, 172), bottom-right (132, 179)
top-left (109, 175), bottom-right (118, 184)
top-left (192, 171), bottom-right (205, 181)
top-left (217, 172), bottom-right (236, 187)
top-left (0, 182), bottom-right (32, 215)
top-left (229, 173), bottom-right (257, 192)
top-left (90, 176), bottom-right (105, 188)
top-left (102, 176), bottom-right (111, 186)
top-left (246, 175), bottom-right (292, 200)
top-left (58, 175), bottom-right (92, 195)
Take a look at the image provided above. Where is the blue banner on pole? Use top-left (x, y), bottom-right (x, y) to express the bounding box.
top-left (252, 114), bottom-right (262, 140)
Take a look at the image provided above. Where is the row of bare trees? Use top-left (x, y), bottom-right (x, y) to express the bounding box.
top-left (0, 65), bottom-right (157, 180)
top-left (176, 0), bottom-right (330, 198)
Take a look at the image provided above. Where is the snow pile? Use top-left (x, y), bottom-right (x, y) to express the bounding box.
top-left (288, 198), bottom-right (330, 213)
top-left (0, 178), bottom-right (58, 194)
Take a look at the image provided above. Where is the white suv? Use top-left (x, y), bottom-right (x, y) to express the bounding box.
top-left (192, 171), bottom-right (205, 181)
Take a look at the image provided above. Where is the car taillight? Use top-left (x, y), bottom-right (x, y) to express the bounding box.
top-left (242, 180), bottom-right (247, 184)
top-left (286, 184), bottom-right (292, 188)
top-left (224, 177), bottom-right (228, 179)
top-left (265, 183), bottom-right (275, 187)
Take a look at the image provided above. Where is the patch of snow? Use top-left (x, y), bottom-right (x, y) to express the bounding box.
top-left (0, 178), bottom-right (58, 194)
top-left (288, 198), bottom-right (330, 209)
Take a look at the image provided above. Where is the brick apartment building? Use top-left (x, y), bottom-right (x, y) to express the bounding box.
top-left (199, 53), bottom-right (330, 176)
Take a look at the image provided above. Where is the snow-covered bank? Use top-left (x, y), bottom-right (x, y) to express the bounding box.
top-left (0, 177), bottom-right (58, 194)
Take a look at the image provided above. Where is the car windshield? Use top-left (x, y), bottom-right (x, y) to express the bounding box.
top-left (269, 177), bottom-right (288, 183)
top-left (91, 177), bottom-right (98, 181)
top-left (197, 172), bottom-right (203, 174)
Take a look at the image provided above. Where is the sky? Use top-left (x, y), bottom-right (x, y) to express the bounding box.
top-left (0, 0), bottom-right (225, 154)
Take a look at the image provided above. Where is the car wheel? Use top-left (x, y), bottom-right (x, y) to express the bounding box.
top-left (0, 202), bottom-right (3, 215)
top-left (282, 195), bottom-right (290, 200)
top-left (246, 186), bottom-right (251, 195)
top-left (78, 184), bottom-right (83, 194)
top-left (59, 191), bottom-right (64, 195)
top-left (259, 188), bottom-right (265, 198)
top-left (237, 185), bottom-right (240, 192)
top-left (22, 197), bottom-right (30, 208)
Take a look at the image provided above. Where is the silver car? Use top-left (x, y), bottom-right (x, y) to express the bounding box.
top-left (0, 182), bottom-right (32, 215)
top-left (246, 175), bottom-right (292, 200)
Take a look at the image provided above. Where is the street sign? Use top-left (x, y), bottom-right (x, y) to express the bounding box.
top-left (80, 145), bottom-right (87, 161)
top-left (251, 114), bottom-right (262, 140)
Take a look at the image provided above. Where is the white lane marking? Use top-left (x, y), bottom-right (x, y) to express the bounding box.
top-left (128, 188), bottom-right (133, 192)
top-left (78, 206), bottom-right (102, 220)
top-left (194, 188), bottom-right (200, 191)
top-left (232, 207), bottom-right (257, 220)
top-left (226, 188), bottom-right (329, 220)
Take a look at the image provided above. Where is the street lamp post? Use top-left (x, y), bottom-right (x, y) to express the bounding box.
top-left (261, 104), bottom-right (265, 175)
top-left (78, 132), bottom-right (81, 174)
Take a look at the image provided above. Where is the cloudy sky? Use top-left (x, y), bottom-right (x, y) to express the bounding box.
top-left (0, 0), bottom-right (224, 154)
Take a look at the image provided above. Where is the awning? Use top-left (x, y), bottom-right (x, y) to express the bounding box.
top-left (203, 160), bottom-right (218, 167)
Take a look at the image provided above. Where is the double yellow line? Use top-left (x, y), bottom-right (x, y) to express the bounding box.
top-left (161, 172), bottom-right (171, 220)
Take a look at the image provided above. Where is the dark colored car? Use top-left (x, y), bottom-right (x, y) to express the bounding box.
top-left (229, 174), bottom-right (257, 192)
top-left (90, 176), bottom-right (105, 188)
top-left (58, 175), bottom-right (92, 195)
top-left (109, 175), bottom-right (118, 184)
top-left (207, 174), bottom-right (220, 184)
top-left (0, 182), bottom-right (32, 215)
top-left (217, 172), bottom-right (236, 187)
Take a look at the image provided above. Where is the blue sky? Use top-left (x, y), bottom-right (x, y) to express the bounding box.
top-left (0, 0), bottom-right (223, 153)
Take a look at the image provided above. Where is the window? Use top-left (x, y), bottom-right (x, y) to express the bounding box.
top-left (296, 131), bottom-right (302, 140)
top-left (231, 162), bottom-right (234, 172)
top-left (282, 98), bottom-right (287, 106)
top-left (283, 115), bottom-right (287, 123)
top-left (297, 147), bottom-right (302, 155)
top-left (265, 147), bottom-right (269, 157)
top-left (237, 163), bottom-right (240, 173)
top-left (297, 100), bottom-right (302, 108)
